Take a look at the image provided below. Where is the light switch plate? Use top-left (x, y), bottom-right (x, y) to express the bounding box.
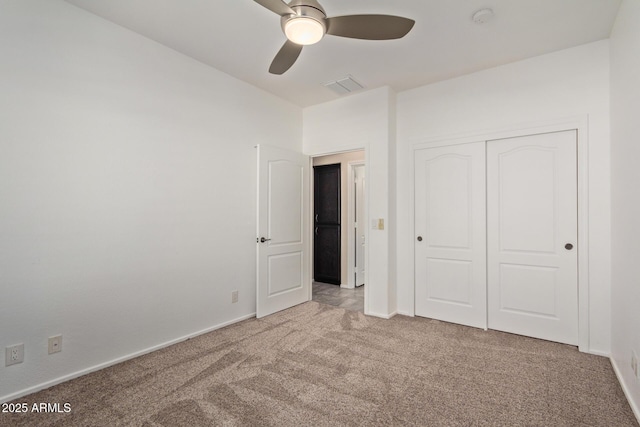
top-left (371, 218), bottom-right (385, 230)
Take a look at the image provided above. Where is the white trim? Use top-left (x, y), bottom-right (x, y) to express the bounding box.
top-left (347, 160), bottom-right (366, 290)
top-left (586, 349), bottom-right (610, 358)
top-left (409, 115), bottom-right (591, 352)
top-left (611, 358), bottom-right (640, 423)
top-left (363, 147), bottom-right (370, 316)
top-left (0, 312), bottom-right (256, 404)
top-left (308, 156), bottom-right (314, 302)
top-left (409, 115), bottom-right (590, 149)
top-left (408, 140), bottom-right (417, 318)
top-left (346, 161), bottom-right (355, 289)
top-left (368, 311), bottom-right (397, 320)
top-left (576, 118), bottom-right (590, 354)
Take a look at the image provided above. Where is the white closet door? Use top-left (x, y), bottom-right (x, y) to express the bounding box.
top-left (414, 142), bottom-right (487, 329)
top-left (487, 131), bottom-right (578, 345)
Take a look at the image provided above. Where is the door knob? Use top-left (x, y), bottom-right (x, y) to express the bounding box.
top-left (417, 236), bottom-right (423, 242)
top-left (565, 243), bottom-right (573, 250)
top-left (260, 237), bottom-right (271, 243)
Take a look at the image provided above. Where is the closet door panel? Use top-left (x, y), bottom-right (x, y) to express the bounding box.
top-left (414, 142), bottom-right (487, 329)
top-left (487, 131), bottom-right (578, 345)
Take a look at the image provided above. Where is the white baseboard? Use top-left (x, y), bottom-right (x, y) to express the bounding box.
top-left (611, 357), bottom-right (640, 423)
top-left (340, 283), bottom-right (355, 289)
top-left (585, 348), bottom-right (610, 357)
top-left (396, 310), bottom-right (414, 317)
top-left (367, 311), bottom-right (397, 320)
top-left (0, 312), bottom-right (256, 404)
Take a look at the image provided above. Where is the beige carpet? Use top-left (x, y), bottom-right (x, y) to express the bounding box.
top-left (2, 301), bottom-right (638, 426)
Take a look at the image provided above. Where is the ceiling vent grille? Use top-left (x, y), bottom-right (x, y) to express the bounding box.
top-left (323, 75), bottom-right (364, 95)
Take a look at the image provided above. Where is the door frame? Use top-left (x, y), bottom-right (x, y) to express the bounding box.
top-left (310, 149), bottom-right (369, 314)
top-left (409, 116), bottom-right (591, 353)
top-left (347, 160), bottom-right (366, 289)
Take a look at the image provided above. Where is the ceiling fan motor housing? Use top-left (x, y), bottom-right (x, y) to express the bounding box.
top-left (287, 0), bottom-right (326, 14)
top-left (281, 0), bottom-right (327, 40)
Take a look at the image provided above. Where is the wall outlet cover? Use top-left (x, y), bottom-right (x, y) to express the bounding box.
top-left (48, 335), bottom-right (62, 354)
top-left (5, 343), bottom-right (24, 366)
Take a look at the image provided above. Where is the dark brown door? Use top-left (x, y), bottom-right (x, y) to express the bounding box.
top-left (314, 164), bottom-right (341, 285)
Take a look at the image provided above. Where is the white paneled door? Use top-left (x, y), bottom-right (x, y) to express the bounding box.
top-left (487, 131), bottom-right (578, 345)
top-left (256, 145), bottom-right (310, 318)
top-left (414, 131), bottom-right (579, 345)
top-left (414, 142), bottom-right (487, 329)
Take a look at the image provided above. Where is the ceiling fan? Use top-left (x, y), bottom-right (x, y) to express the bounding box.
top-left (254, 0), bottom-right (415, 74)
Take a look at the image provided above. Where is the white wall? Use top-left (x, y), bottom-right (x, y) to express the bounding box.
top-left (303, 88), bottom-right (396, 317)
top-left (0, 0), bottom-right (302, 402)
top-left (610, 0), bottom-right (640, 416)
top-left (396, 41), bottom-right (612, 354)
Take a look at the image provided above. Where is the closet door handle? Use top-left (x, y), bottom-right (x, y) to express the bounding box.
top-left (315, 214), bottom-right (319, 223)
top-left (417, 236), bottom-right (423, 242)
top-left (565, 243), bottom-right (573, 250)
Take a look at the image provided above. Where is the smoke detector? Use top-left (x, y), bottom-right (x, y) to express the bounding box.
top-left (472, 8), bottom-right (494, 24)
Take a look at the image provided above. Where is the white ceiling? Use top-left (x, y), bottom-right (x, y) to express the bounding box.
top-left (63, 0), bottom-right (621, 107)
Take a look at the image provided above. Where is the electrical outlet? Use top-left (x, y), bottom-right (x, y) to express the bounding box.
top-left (48, 335), bottom-right (62, 354)
top-left (5, 343), bottom-right (24, 366)
top-left (231, 290), bottom-right (239, 304)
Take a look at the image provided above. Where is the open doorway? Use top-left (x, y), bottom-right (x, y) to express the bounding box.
top-left (311, 150), bottom-right (365, 312)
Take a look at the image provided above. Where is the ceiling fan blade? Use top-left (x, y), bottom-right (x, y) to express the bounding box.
top-left (269, 40), bottom-right (303, 74)
top-left (326, 15), bottom-right (415, 40)
top-left (253, 0), bottom-right (295, 16)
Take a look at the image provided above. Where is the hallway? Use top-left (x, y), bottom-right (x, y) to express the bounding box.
top-left (312, 282), bottom-right (364, 312)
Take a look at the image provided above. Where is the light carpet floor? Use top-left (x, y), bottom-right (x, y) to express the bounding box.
top-left (2, 301), bottom-right (638, 426)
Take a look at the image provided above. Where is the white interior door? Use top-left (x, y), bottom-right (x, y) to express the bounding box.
top-left (487, 131), bottom-right (578, 345)
top-left (256, 145), bottom-right (310, 318)
top-left (354, 165), bottom-right (365, 287)
top-left (414, 142), bottom-right (487, 329)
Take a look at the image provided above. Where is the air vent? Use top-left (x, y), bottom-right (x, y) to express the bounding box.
top-left (323, 75), bottom-right (364, 95)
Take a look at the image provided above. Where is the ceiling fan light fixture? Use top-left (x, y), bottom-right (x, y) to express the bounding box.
top-left (257, 0), bottom-right (415, 74)
top-left (284, 17), bottom-right (325, 45)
